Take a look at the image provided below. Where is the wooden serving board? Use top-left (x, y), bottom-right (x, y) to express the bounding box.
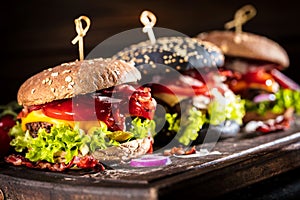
top-left (1, 122), bottom-right (300, 200)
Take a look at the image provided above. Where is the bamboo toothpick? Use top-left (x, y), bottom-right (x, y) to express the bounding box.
top-left (71, 16), bottom-right (91, 61)
top-left (224, 5), bottom-right (257, 34)
top-left (140, 10), bottom-right (157, 44)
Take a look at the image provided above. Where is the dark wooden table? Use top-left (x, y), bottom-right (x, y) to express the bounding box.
top-left (1, 121), bottom-right (300, 200)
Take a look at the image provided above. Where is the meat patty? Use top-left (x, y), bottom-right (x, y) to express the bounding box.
top-left (25, 122), bottom-right (53, 137)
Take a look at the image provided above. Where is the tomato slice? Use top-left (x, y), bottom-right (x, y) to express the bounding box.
top-left (150, 74), bottom-right (209, 97)
top-left (36, 85), bottom-right (156, 131)
top-left (228, 68), bottom-right (279, 93)
top-left (243, 68), bottom-right (273, 84)
top-left (151, 84), bottom-right (208, 97)
top-left (42, 95), bottom-right (99, 121)
top-left (42, 100), bottom-right (74, 121)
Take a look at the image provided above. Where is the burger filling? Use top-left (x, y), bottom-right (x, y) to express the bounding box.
top-left (151, 70), bottom-right (245, 146)
top-left (8, 84), bottom-right (157, 167)
top-left (223, 58), bottom-right (300, 133)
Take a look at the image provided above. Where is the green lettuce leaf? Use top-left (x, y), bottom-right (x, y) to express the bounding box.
top-left (178, 107), bottom-right (206, 146)
top-left (9, 118), bottom-right (156, 164)
top-left (245, 89), bottom-right (300, 115)
top-left (130, 117), bottom-right (156, 139)
top-left (165, 94), bottom-right (245, 146)
top-left (0, 101), bottom-right (22, 118)
top-left (165, 113), bottom-right (180, 133)
top-left (208, 94), bottom-right (245, 125)
top-left (10, 122), bottom-right (86, 163)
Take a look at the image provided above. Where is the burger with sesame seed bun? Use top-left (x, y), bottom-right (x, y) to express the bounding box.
top-left (113, 36), bottom-right (245, 147)
top-left (198, 31), bottom-right (300, 134)
top-left (5, 58), bottom-right (157, 171)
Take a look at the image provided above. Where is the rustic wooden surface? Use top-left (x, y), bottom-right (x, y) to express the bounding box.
top-left (1, 122), bottom-right (300, 200)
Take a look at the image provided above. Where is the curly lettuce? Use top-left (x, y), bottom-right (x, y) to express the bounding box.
top-left (9, 118), bottom-right (156, 164)
top-left (10, 123), bottom-right (87, 164)
top-left (245, 89), bottom-right (300, 115)
top-left (165, 94), bottom-right (245, 146)
top-left (177, 107), bottom-right (206, 145)
top-left (209, 94), bottom-right (245, 125)
top-left (130, 117), bottom-right (156, 139)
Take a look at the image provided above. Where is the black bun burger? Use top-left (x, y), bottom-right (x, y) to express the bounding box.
top-left (198, 31), bottom-right (300, 133)
top-left (113, 36), bottom-right (245, 147)
top-left (6, 58), bottom-right (157, 171)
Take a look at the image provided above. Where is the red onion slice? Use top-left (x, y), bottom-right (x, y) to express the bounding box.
top-left (271, 69), bottom-right (300, 91)
top-left (130, 155), bottom-right (171, 167)
top-left (253, 93), bottom-right (276, 103)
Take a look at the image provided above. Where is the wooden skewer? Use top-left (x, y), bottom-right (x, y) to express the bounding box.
top-left (140, 10), bottom-right (157, 44)
top-left (224, 5), bottom-right (257, 34)
top-left (71, 16), bottom-right (91, 61)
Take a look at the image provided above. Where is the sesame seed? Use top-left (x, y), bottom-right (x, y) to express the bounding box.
top-left (51, 88), bottom-right (56, 93)
top-left (31, 89), bottom-right (35, 94)
top-left (51, 72), bottom-right (59, 77)
top-left (61, 63), bottom-right (69, 66)
top-left (48, 79), bottom-right (52, 85)
top-left (65, 76), bottom-right (72, 82)
top-left (62, 69), bottom-right (71, 74)
top-left (48, 68), bottom-right (53, 71)
top-left (143, 55), bottom-right (150, 60)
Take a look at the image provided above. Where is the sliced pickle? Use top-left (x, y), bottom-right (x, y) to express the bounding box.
top-left (106, 131), bottom-right (133, 142)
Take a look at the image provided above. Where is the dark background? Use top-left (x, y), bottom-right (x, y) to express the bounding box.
top-left (1, 0), bottom-right (299, 105)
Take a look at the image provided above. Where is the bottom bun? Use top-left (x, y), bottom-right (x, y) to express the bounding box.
top-left (92, 137), bottom-right (153, 162)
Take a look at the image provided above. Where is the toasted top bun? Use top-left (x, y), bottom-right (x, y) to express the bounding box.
top-left (18, 58), bottom-right (141, 107)
top-left (113, 36), bottom-right (224, 75)
top-left (197, 31), bottom-right (289, 68)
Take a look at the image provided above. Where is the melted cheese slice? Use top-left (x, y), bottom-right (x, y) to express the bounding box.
top-left (21, 110), bottom-right (101, 132)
